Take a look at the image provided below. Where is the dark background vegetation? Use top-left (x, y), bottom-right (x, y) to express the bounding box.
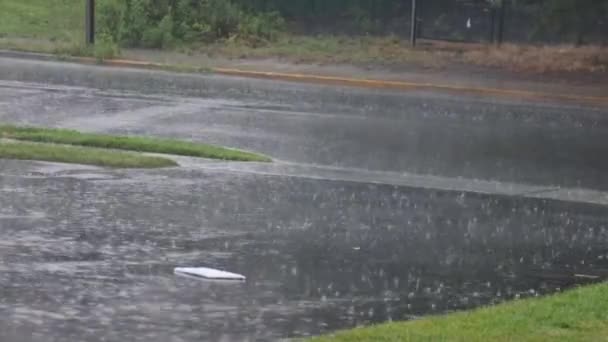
top-left (97, 0), bottom-right (608, 48)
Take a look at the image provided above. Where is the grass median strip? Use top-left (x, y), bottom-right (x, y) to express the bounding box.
top-left (0, 141), bottom-right (177, 168)
top-left (310, 283), bottom-right (608, 342)
top-left (0, 125), bottom-right (270, 162)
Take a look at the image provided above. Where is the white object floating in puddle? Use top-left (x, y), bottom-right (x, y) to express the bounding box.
top-left (174, 267), bottom-right (246, 281)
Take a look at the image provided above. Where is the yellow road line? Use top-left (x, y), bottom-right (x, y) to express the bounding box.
top-left (213, 68), bottom-right (608, 105)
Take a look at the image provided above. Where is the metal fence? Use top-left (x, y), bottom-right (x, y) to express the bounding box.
top-left (254, 0), bottom-right (607, 45)
top-left (417, 0), bottom-right (607, 45)
top-left (418, 0), bottom-right (498, 43)
top-left (503, 3), bottom-right (607, 44)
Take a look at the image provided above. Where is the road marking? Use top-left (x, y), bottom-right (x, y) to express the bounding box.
top-left (212, 68), bottom-right (608, 106)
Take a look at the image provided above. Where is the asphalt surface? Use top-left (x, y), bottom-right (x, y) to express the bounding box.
top-left (1, 57), bottom-right (608, 341)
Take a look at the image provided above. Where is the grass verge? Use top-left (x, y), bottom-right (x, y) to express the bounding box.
top-left (463, 43), bottom-right (608, 73)
top-left (0, 0), bottom-right (82, 44)
top-left (0, 125), bottom-right (270, 162)
top-left (310, 283), bottom-right (608, 342)
top-left (198, 36), bottom-right (607, 73)
top-left (0, 141), bottom-right (176, 168)
top-left (198, 35), bottom-right (448, 68)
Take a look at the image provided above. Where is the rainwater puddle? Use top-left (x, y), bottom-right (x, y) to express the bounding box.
top-left (1, 167), bottom-right (607, 341)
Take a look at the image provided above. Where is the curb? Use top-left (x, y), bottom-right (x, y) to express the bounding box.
top-left (1, 49), bottom-right (606, 106)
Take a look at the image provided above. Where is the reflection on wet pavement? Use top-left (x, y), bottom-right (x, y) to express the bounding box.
top-left (1, 58), bottom-right (608, 341)
top-left (1, 160), bottom-right (607, 341)
top-left (1, 71), bottom-right (608, 190)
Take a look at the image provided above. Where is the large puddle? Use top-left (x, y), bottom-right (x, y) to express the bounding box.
top-left (1, 163), bottom-right (607, 341)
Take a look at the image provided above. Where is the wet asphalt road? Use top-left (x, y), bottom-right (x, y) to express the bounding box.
top-left (1, 57), bottom-right (608, 341)
top-left (2, 58), bottom-right (608, 190)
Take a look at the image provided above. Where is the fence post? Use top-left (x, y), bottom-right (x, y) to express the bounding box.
top-left (85, 0), bottom-right (95, 45)
top-left (496, 0), bottom-right (506, 45)
top-left (410, 0), bottom-right (418, 47)
top-left (489, 7), bottom-right (496, 43)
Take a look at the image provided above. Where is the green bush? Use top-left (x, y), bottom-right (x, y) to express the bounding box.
top-left (94, 33), bottom-right (120, 61)
top-left (95, 0), bottom-right (286, 48)
top-left (141, 14), bottom-right (175, 48)
top-left (120, 0), bottom-right (150, 46)
top-left (205, 0), bottom-right (242, 39)
top-left (237, 11), bottom-right (285, 45)
top-left (97, 0), bottom-right (124, 41)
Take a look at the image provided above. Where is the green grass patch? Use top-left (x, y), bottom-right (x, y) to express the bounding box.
top-left (0, 125), bottom-right (270, 162)
top-left (0, 141), bottom-right (176, 168)
top-left (310, 283), bottom-right (608, 342)
top-left (0, 0), bottom-right (82, 43)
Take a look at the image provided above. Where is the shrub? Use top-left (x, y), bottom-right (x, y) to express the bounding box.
top-left (120, 0), bottom-right (150, 46)
top-left (95, 0), bottom-right (286, 47)
top-left (237, 11), bottom-right (285, 45)
top-left (141, 14), bottom-right (175, 48)
top-left (94, 33), bottom-right (120, 61)
top-left (97, 0), bottom-right (124, 42)
top-left (205, 0), bottom-right (242, 39)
